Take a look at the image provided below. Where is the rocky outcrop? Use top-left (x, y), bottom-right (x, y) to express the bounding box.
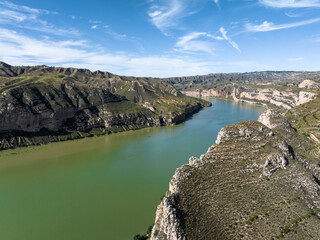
top-left (297, 91), bottom-right (318, 105)
top-left (151, 120), bottom-right (320, 240)
top-left (258, 109), bottom-right (277, 129)
top-left (258, 98), bottom-right (320, 182)
top-left (152, 193), bottom-right (186, 240)
top-left (298, 80), bottom-right (320, 89)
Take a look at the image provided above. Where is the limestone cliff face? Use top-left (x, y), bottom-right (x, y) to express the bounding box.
top-left (181, 85), bottom-right (234, 99)
top-left (151, 120), bottom-right (320, 240)
top-left (234, 87), bottom-right (298, 109)
top-left (0, 84), bottom-right (125, 132)
top-left (297, 91), bottom-right (318, 105)
top-left (298, 80), bottom-right (320, 89)
top-left (0, 62), bottom-right (210, 150)
top-left (182, 84), bottom-right (318, 109)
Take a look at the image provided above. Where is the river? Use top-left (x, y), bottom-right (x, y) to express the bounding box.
top-left (0, 99), bottom-right (264, 240)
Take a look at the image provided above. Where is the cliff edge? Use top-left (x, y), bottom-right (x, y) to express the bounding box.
top-left (151, 96), bottom-right (320, 240)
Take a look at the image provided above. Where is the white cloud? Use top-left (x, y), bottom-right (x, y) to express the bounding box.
top-left (149, 10), bottom-right (162, 18)
top-left (103, 25), bottom-right (127, 40)
top-left (288, 57), bottom-right (304, 61)
top-left (0, 9), bottom-right (32, 22)
top-left (147, 0), bottom-right (218, 34)
top-left (0, 0), bottom-right (78, 36)
top-left (219, 27), bottom-right (241, 52)
top-left (148, 0), bottom-right (184, 34)
top-left (88, 20), bottom-right (128, 40)
top-left (259, 0), bottom-right (320, 8)
top-left (213, 0), bottom-right (220, 8)
top-left (175, 28), bottom-right (240, 54)
top-left (0, 0), bottom-right (49, 23)
top-left (175, 32), bottom-right (222, 54)
top-left (245, 18), bottom-right (320, 32)
top-left (285, 11), bottom-right (302, 17)
top-left (0, 0), bottom-right (50, 14)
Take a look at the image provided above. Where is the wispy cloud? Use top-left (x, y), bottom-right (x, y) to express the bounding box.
top-left (0, 0), bottom-right (50, 15)
top-left (285, 11), bottom-right (303, 17)
top-left (175, 28), bottom-right (240, 54)
top-left (147, 0), bottom-right (217, 34)
top-left (175, 32), bottom-right (222, 54)
top-left (103, 25), bottom-right (127, 40)
top-left (88, 20), bottom-right (128, 40)
top-left (219, 27), bottom-right (241, 52)
top-left (259, 0), bottom-right (320, 8)
top-left (288, 57), bottom-right (304, 62)
top-left (0, 0), bottom-right (78, 36)
top-left (245, 18), bottom-right (320, 32)
top-left (0, 0), bottom-right (48, 23)
top-left (148, 0), bottom-right (185, 34)
top-left (213, 0), bottom-right (220, 8)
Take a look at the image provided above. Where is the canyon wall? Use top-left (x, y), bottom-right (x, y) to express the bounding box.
top-left (182, 82), bottom-right (318, 109)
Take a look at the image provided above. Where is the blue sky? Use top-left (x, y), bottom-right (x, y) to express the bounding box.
top-left (0, 0), bottom-right (320, 77)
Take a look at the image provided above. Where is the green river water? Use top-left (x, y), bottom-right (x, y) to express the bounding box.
top-left (0, 99), bottom-right (265, 240)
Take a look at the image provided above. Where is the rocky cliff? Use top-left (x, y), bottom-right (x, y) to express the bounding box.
top-left (298, 80), bottom-right (320, 89)
top-left (182, 83), bottom-right (318, 110)
top-left (0, 62), bottom-right (210, 150)
top-left (151, 95), bottom-right (320, 240)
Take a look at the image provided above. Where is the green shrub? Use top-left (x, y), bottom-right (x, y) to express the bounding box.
top-left (133, 234), bottom-right (148, 240)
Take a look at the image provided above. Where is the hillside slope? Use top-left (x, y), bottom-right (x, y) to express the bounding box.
top-left (151, 96), bottom-right (320, 240)
top-left (0, 62), bottom-right (210, 150)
